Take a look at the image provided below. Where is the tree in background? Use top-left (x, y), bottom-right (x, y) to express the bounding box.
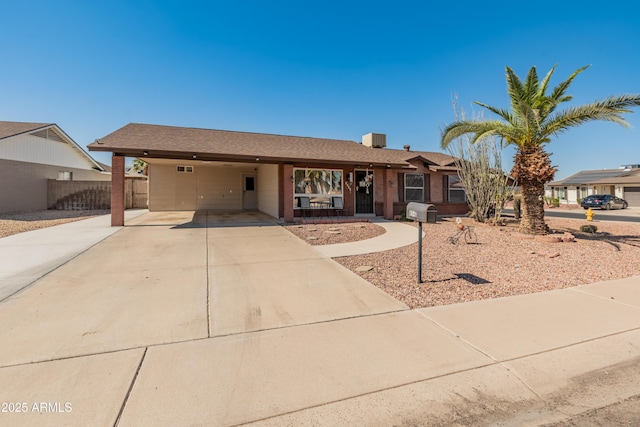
top-left (446, 96), bottom-right (514, 223)
top-left (132, 158), bottom-right (148, 176)
top-left (441, 65), bottom-right (640, 234)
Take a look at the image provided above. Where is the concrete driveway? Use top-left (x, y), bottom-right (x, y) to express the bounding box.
top-left (1, 211), bottom-right (639, 426)
top-left (0, 211), bottom-right (405, 365)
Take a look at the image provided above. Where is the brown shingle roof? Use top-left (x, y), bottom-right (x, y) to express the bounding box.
top-left (0, 121), bottom-right (51, 140)
top-left (88, 123), bottom-right (455, 168)
top-left (97, 161), bottom-right (112, 172)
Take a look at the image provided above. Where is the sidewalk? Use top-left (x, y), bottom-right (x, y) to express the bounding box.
top-left (0, 211), bottom-right (638, 425)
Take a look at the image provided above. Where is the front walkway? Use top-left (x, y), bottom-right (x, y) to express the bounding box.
top-left (313, 220), bottom-right (422, 257)
top-left (0, 211), bottom-right (638, 426)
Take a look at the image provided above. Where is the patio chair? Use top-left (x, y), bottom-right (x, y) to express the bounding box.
top-left (331, 196), bottom-right (344, 218)
top-left (299, 196), bottom-right (311, 218)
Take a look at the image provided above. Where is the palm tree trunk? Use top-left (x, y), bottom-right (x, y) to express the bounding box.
top-left (512, 146), bottom-right (556, 235)
top-left (519, 182), bottom-right (549, 234)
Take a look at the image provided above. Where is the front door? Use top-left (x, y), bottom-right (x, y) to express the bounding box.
top-left (243, 174), bottom-right (257, 210)
top-left (354, 170), bottom-right (374, 214)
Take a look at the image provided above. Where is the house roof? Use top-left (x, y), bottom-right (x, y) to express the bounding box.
top-left (596, 176), bottom-right (640, 185)
top-left (97, 161), bottom-right (112, 172)
top-left (88, 123), bottom-right (456, 168)
top-left (548, 169), bottom-right (635, 186)
top-left (0, 121), bottom-right (51, 140)
top-left (0, 121), bottom-right (105, 172)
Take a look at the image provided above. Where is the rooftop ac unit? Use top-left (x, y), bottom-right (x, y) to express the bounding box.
top-left (362, 133), bottom-right (386, 148)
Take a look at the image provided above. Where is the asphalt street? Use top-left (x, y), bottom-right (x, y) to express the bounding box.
top-left (503, 207), bottom-right (640, 223)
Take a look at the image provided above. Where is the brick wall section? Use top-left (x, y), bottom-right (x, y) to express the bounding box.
top-left (384, 168), bottom-right (394, 219)
top-left (111, 155), bottom-right (125, 226)
top-left (342, 167), bottom-right (354, 216)
top-left (432, 173), bottom-right (445, 203)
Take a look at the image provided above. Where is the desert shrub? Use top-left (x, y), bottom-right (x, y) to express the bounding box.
top-left (580, 224), bottom-right (597, 233)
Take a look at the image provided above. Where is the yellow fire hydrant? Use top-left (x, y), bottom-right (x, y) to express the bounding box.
top-left (586, 208), bottom-right (594, 221)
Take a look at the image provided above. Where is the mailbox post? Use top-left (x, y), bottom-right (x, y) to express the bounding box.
top-left (406, 202), bottom-right (437, 283)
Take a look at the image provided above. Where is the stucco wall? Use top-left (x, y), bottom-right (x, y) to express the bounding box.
top-left (194, 166), bottom-right (243, 210)
top-left (148, 164), bottom-right (177, 210)
top-left (148, 163), bottom-right (258, 211)
top-left (0, 158), bottom-right (109, 213)
top-left (257, 164), bottom-right (278, 218)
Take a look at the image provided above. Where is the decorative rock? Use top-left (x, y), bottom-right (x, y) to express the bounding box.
top-left (307, 236), bottom-right (318, 240)
top-left (535, 235), bottom-right (562, 243)
top-left (328, 227), bottom-right (341, 231)
top-left (325, 230), bottom-right (341, 235)
top-left (548, 252), bottom-right (561, 258)
top-left (355, 265), bottom-right (374, 272)
top-left (512, 233), bottom-right (535, 240)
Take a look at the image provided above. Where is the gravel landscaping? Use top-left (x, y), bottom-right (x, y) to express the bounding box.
top-left (293, 217), bottom-right (640, 309)
top-left (0, 210), bottom-right (109, 238)
top-left (284, 222), bottom-right (386, 245)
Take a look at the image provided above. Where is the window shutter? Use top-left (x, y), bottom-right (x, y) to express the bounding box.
top-left (443, 175), bottom-right (449, 202)
top-left (424, 174), bottom-right (430, 202)
top-left (398, 173), bottom-right (405, 201)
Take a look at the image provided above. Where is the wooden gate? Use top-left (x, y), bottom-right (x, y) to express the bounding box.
top-left (125, 178), bottom-right (148, 209)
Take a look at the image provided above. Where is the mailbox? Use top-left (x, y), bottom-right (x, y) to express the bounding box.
top-left (406, 202), bottom-right (437, 223)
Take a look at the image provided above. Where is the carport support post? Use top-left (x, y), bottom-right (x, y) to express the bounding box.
top-left (383, 168), bottom-right (394, 220)
top-left (417, 221), bottom-right (423, 283)
top-left (111, 154), bottom-right (125, 227)
top-left (283, 164), bottom-right (294, 223)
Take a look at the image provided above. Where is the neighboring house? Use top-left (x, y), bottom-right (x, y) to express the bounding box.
top-left (0, 121), bottom-right (110, 213)
top-left (88, 123), bottom-right (469, 226)
top-left (545, 164), bottom-right (640, 206)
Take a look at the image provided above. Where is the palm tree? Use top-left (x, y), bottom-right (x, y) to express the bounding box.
top-left (441, 65), bottom-right (640, 234)
top-left (132, 158), bottom-right (148, 176)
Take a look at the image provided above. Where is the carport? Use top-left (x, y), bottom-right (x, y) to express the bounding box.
top-left (88, 124), bottom-right (298, 226)
top-left (140, 158), bottom-right (279, 215)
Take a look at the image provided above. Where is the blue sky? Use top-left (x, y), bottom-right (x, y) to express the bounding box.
top-left (2, 0), bottom-right (639, 179)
